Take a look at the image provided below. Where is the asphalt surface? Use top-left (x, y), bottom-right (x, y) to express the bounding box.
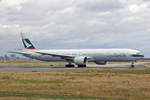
top-left (0, 65), bottom-right (149, 72)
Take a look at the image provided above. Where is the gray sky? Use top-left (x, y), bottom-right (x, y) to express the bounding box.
top-left (0, 0), bottom-right (150, 57)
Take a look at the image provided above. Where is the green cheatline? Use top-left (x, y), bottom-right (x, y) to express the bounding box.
top-left (132, 54), bottom-right (144, 57)
top-left (0, 91), bottom-right (126, 100)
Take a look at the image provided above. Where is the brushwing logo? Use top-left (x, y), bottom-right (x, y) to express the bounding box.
top-left (24, 39), bottom-right (32, 48)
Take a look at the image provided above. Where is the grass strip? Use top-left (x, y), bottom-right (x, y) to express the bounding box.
top-left (77, 69), bottom-right (150, 74)
top-left (0, 91), bottom-right (126, 100)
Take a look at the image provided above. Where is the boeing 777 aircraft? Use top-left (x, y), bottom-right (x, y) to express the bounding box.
top-left (10, 33), bottom-right (145, 68)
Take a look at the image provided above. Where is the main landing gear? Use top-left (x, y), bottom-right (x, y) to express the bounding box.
top-left (65, 62), bottom-right (87, 68)
top-left (78, 65), bottom-right (86, 68)
top-left (65, 64), bottom-right (87, 68)
top-left (65, 62), bottom-right (75, 68)
top-left (65, 64), bottom-right (75, 68)
top-left (131, 61), bottom-right (135, 68)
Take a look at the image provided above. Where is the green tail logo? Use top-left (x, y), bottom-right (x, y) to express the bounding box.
top-left (21, 33), bottom-right (36, 49)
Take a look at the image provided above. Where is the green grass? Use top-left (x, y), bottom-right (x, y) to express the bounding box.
top-left (0, 70), bottom-right (150, 100)
top-left (0, 91), bottom-right (127, 100)
top-left (69, 69), bottom-right (150, 75)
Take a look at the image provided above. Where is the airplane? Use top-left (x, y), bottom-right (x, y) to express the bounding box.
top-left (10, 33), bottom-right (145, 68)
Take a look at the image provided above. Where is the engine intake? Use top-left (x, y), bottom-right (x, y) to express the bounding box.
top-left (74, 56), bottom-right (88, 65)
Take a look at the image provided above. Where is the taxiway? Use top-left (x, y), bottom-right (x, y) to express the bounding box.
top-left (0, 66), bottom-right (149, 72)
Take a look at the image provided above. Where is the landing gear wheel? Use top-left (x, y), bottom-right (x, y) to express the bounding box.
top-left (65, 64), bottom-right (75, 68)
top-left (131, 61), bottom-right (135, 68)
top-left (131, 65), bottom-right (135, 68)
top-left (78, 65), bottom-right (86, 68)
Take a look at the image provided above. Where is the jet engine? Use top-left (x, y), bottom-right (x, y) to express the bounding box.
top-left (74, 56), bottom-right (88, 65)
top-left (95, 61), bottom-right (107, 65)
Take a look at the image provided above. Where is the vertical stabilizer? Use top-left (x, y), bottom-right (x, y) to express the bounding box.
top-left (21, 32), bottom-right (36, 49)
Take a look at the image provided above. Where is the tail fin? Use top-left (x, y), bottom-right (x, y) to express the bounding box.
top-left (21, 32), bottom-right (36, 50)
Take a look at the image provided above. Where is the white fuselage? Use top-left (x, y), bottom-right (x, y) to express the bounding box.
top-left (23, 49), bottom-right (144, 62)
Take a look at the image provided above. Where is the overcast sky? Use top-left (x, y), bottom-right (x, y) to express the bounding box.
top-left (0, 0), bottom-right (150, 57)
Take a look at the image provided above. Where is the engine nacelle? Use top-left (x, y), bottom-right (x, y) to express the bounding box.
top-left (74, 56), bottom-right (88, 65)
top-left (95, 61), bottom-right (107, 65)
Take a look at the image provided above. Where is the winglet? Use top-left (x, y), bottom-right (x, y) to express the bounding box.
top-left (21, 32), bottom-right (36, 50)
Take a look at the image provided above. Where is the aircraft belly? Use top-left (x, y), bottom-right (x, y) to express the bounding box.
top-left (41, 56), bottom-right (64, 61)
top-left (93, 55), bottom-right (134, 61)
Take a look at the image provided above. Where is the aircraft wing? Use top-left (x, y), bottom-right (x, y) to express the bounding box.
top-left (8, 51), bottom-right (32, 56)
top-left (9, 51), bottom-right (92, 61)
top-left (35, 51), bottom-right (74, 60)
top-left (9, 51), bottom-right (75, 60)
top-left (35, 51), bottom-right (92, 61)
